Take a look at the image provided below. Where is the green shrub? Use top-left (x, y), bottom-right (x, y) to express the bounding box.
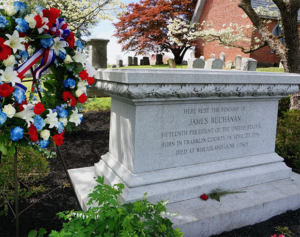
top-left (0, 146), bottom-right (49, 216)
top-left (278, 96), bottom-right (290, 118)
top-left (276, 109), bottom-right (300, 168)
top-left (30, 176), bottom-right (183, 237)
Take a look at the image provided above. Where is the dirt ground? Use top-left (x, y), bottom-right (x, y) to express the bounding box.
top-left (0, 110), bottom-right (300, 237)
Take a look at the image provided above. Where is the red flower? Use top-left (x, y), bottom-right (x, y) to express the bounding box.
top-left (43, 8), bottom-right (61, 29)
top-left (0, 37), bottom-right (12, 61)
top-left (28, 124), bottom-right (38, 142)
top-left (78, 93), bottom-right (87, 103)
top-left (69, 96), bottom-right (77, 107)
top-left (18, 100), bottom-right (27, 112)
top-left (52, 132), bottom-right (64, 146)
top-left (200, 194), bottom-right (209, 200)
top-left (87, 76), bottom-right (95, 85)
top-left (65, 32), bottom-right (75, 48)
top-left (0, 83), bottom-right (14, 97)
top-left (79, 70), bottom-right (89, 80)
top-left (34, 14), bottom-right (46, 30)
top-left (34, 102), bottom-right (45, 115)
top-left (62, 91), bottom-right (73, 101)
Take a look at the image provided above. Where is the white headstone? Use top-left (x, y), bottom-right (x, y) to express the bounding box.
top-left (206, 58), bottom-right (214, 69)
top-left (200, 56), bottom-right (205, 60)
top-left (226, 60), bottom-right (233, 69)
top-left (235, 55), bottom-right (242, 70)
top-left (219, 52), bottom-right (226, 66)
top-left (210, 54), bottom-right (216, 59)
top-left (241, 58), bottom-right (257, 71)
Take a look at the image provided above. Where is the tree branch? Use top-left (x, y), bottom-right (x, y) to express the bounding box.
top-left (272, 0), bottom-right (286, 10)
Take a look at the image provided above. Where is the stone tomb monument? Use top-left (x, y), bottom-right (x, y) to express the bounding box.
top-left (69, 69), bottom-right (300, 237)
top-left (241, 58), bottom-right (257, 71)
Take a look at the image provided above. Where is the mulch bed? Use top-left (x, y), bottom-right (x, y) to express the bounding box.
top-left (0, 110), bottom-right (300, 237)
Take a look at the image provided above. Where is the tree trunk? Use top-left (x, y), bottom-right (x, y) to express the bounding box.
top-left (172, 50), bottom-right (184, 65)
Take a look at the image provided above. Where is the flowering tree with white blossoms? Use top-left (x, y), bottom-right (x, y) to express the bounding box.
top-left (167, 18), bottom-right (202, 63)
top-left (198, 0), bottom-right (300, 109)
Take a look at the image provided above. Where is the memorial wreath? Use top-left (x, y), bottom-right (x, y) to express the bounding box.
top-left (0, 1), bottom-right (94, 155)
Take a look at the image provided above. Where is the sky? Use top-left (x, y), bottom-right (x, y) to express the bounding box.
top-left (88, 0), bottom-right (191, 65)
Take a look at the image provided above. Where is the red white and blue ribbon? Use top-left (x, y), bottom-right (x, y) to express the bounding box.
top-left (15, 83), bottom-right (27, 93)
top-left (50, 18), bottom-right (70, 38)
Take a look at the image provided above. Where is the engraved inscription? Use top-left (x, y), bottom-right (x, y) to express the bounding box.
top-left (160, 105), bottom-right (262, 156)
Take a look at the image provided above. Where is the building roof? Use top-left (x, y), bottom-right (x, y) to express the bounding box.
top-left (191, 0), bottom-right (300, 24)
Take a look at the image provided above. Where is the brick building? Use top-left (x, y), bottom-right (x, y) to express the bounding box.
top-left (191, 0), bottom-right (290, 66)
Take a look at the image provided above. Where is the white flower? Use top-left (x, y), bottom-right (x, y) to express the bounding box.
top-left (4, 5), bottom-right (17, 16)
top-left (35, 12), bottom-right (49, 34)
top-left (77, 80), bottom-right (88, 94)
top-left (73, 50), bottom-right (87, 65)
top-left (14, 104), bottom-right (35, 127)
top-left (4, 30), bottom-right (26, 54)
top-left (75, 88), bottom-right (83, 97)
top-left (0, 66), bottom-right (21, 86)
top-left (64, 55), bottom-right (73, 64)
top-left (3, 55), bottom-right (15, 67)
top-left (59, 117), bottom-right (68, 126)
top-left (27, 45), bottom-right (35, 56)
top-left (52, 37), bottom-right (68, 56)
top-left (44, 109), bottom-right (59, 128)
top-left (69, 108), bottom-right (83, 126)
top-left (25, 14), bottom-right (37, 28)
top-left (40, 129), bottom-right (50, 140)
top-left (3, 104), bottom-right (16, 118)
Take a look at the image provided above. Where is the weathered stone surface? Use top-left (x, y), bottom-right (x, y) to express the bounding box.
top-left (219, 52), bottom-right (226, 66)
top-left (156, 54), bottom-right (163, 65)
top-left (168, 59), bottom-right (176, 68)
top-left (212, 58), bottom-right (223, 69)
top-left (143, 57), bottom-right (150, 65)
top-left (86, 38), bottom-right (109, 69)
top-left (200, 56), bottom-right (205, 60)
top-left (117, 60), bottom-right (123, 67)
top-left (181, 60), bottom-right (188, 65)
top-left (133, 57), bottom-right (138, 66)
top-left (140, 59), bottom-right (144, 65)
top-left (128, 56), bottom-right (133, 66)
top-left (235, 55), bottom-right (242, 70)
top-left (226, 60), bottom-right (233, 69)
top-left (210, 54), bottom-right (216, 59)
top-left (188, 58), bottom-right (205, 69)
top-left (241, 58), bottom-right (257, 71)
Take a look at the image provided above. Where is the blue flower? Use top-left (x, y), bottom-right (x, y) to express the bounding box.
top-left (15, 18), bottom-right (29, 33)
top-left (59, 50), bottom-right (66, 60)
top-left (34, 115), bottom-right (46, 130)
top-left (19, 50), bottom-right (29, 60)
top-left (32, 96), bottom-right (37, 101)
top-left (10, 127), bottom-right (24, 141)
top-left (0, 111), bottom-right (7, 125)
top-left (63, 78), bottom-right (76, 89)
top-left (75, 40), bottom-right (83, 49)
top-left (58, 109), bottom-right (68, 118)
top-left (39, 139), bottom-right (49, 148)
top-left (0, 16), bottom-right (9, 28)
top-left (57, 122), bottom-right (64, 134)
top-left (36, 6), bottom-right (45, 14)
top-left (13, 88), bottom-right (26, 104)
top-left (14, 1), bottom-right (27, 14)
top-left (40, 35), bottom-right (54, 48)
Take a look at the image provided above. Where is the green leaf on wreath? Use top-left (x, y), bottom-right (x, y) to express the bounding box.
top-left (38, 228), bottom-right (47, 236)
top-left (31, 34), bottom-right (54, 39)
top-left (0, 142), bottom-right (7, 155)
top-left (27, 230), bottom-right (37, 237)
top-left (74, 67), bottom-right (84, 74)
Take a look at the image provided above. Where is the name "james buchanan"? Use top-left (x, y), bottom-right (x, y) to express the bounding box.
top-left (211, 116), bottom-right (241, 124)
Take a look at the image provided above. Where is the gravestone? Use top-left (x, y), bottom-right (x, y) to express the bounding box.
top-left (133, 57), bottom-right (138, 66)
top-left (212, 59), bottom-right (223, 69)
top-left (140, 59), bottom-right (144, 65)
top-left (111, 64), bottom-right (117, 68)
top-left (86, 38), bottom-right (109, 97)
top-left (143, 57), bottom-right (150, 65)
top-left (168, 59), bottom-right (176, 68)
top-left (206, 58), bottom-right (214, 69)
top-left (188, 58), bottom-right (205, 69)
top-left (69, 69), bottom-right (300, 237)
top-left (235, 55), bottom-right (242, 70)
top-left (156, 54), bottom-right (163, 65)
top-left (117, 60), bottom-right (123, 67)
top-left (226, 60), bottom-right (233, 69)
top-left (219, 52), bottom-right (226, 67)
top-left (190, 51), bottom-right (196, 59)
top-left (128, 56), bottom-right (133, 66)
top-left (86, 38), bottom-right (109, 70)
top-left (279, 62), bottom-right (284, 68)
top-left (210, 54), bottom-right (216, 59)
top-left (200, 56), bottom-right (205, 60)
top-left (241, 58), bottom-right (257, 71)
top-left (181, 60), bottom-right (188, 65)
